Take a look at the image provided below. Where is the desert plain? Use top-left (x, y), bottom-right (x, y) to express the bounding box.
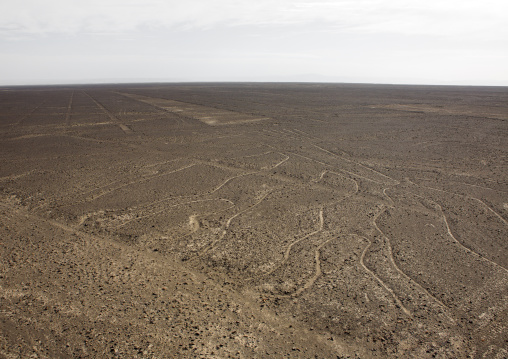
top-left (0, 83), bottom-right (507, 358)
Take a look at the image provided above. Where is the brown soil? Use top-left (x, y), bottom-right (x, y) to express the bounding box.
top-left (1, 83), bottom-right (507, 358)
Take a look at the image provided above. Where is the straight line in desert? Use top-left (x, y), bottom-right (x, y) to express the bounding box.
top-left (117, 92), bottom-right (268, 126)
top-left (124, 153), bottom-right (288, 218)
top-left (87, 163), bottom-right (196, 203)
top-left (13, 100), bottom-right (47, 126)
top-left (53, 163), bottom-right (196, 211)
top-left (84, 92), bottom-right (133, 134)
top-left (65, 90), bottom-right (74, 126)
top-left (311, 144), bottom-right (400, 185)
top-left (291, 128), bottom-right (322, 141)
top-left (291, 152), bottom-right (385, 185)
top-left (115, 198), bottom-right (235, 229)
top-left (441, 212), bottom-right (508, 274)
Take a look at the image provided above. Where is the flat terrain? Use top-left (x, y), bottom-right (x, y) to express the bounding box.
top-left (0, 83), bottom-right (507, 358)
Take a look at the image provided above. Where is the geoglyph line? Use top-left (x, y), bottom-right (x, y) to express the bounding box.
top-left (115, 198), bottom-right (235, 229)
top-left (471, 198), bottom-right (508, 226)
top-left (406, 180), bottom-right (508, 226)
top-left (383, 188), bottom-right (396, 208)
top-left (84, 92), bottom-right (133, 134)
top-left (402, 187), bottom-right (508, 273)
top-left (291, 128), bottom-right (322, 141)
top-left (358, 234), bottom-right (411, 316)
top-left (310, 144), bottom-right (399, 185)
top-left (262, 209), bottom-right (324, 277)
top-left (116, 91), bottom-right (188, 125)
top-left (291, 236), bottom-right (334, 297)
top-left (14, 100), bottom-right (47, 126)
top-left (65, 91), bottom-right (74, 126)
top-left (106, 152), bottom-right (288, 220)
top-left (196, 191), bottom-right (273, 257)
top-left (372, 207), bottom-right (455, 321)
top-left (289, 152), bottom-right (385, 185)
top-left (441, 212), bottom-right (508, 274)
top-left (85, 163), bottom-right (197, 203)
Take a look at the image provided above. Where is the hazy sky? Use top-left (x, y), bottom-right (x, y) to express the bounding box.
top-left (1, 0), bottom-right (507, 86)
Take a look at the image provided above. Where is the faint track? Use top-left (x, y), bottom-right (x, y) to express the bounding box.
top-left (84, 92), bottom-right (133, 134)
top-left (310, 144), bottom-right (399, 185)
top-left (102, 153), bottom-right (288, 223)
top-left (312, 170), bottom-right (328, 183)
top-left (371, 207), bottom-right (455, 321)
top-left (403, 185), bottom-right (508, 273)
top-left (65, 91), bottom-right (74, 126)
top-left (45, 163), bottom-right (197, 212)
top-left (262, 209), bottom-right (324, 277)
top-left (291, 236), bottom-right (334, 297)
top-left (358, 234), bottom-right (411, 316)
top-left (0, 170), bottom-right (42, 182)
top-left (449, 180), bottom-right (508, 194)
top-left (258, 209), bottom-right (334, 298)
top-left (291, 152), bottom-right (384, 185)
top-left (84, 163), bottom-right (196, 203)
top-left (383, 188), bottom-right (395, 208)
top-left (114, 198), bottom-right (235, 229)
top-left (195, 191), bottom-right (273, 258)
top-left (271, 153), bottom-right (290, 169)
top-left (116, 92), bottom-right (188, 126)
top-left (441, 211), bottom-right (508, 274)
top-left (407, 179), bottom-right (508, 225)
top-left (14, 100), bottom-right (47, 126)
top-left (326, 171), bottom-right (360, 194)
top-left (470, 198), bottom-right (508, 226)
top-left (291, 128), bottom-right (322, 141)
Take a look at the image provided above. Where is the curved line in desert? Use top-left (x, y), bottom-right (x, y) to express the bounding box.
top-left (262, 209), bottom-right (324, 278)
top-left (407, 181), bottom-right (508, 226)
top-left (290, 236), bottom-right (333, 298)
top-left (401, 187), bottom-right (508, 273)
top-left (358, 234), bottom-right (411, 316)
top-left (195, 191), bottom-right (273, 258)
top-left (372, 209), bottom-right (455, 322)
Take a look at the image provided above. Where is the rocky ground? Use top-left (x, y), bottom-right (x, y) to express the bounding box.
top-left (1, 83), bottom-right (507, 358)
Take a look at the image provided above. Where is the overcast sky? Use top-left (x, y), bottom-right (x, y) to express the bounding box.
top-left (1, 0), bottom-right (507, 86)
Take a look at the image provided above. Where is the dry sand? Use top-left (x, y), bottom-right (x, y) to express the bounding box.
top-left (1, 83), bottom-right (507, 358)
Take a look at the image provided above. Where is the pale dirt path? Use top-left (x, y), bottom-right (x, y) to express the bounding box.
top-left (441, 211), bottom-right (508, 274)
top-left (197, 191), bottom-right (273, 258)
top-left (371, 205), bottom-right (455, 322)
top-left (84, 92), bottom-right (132, 134)
top-left (405, 178), bottom-right (507, 225)
top-left (65, 90), bottom-right (74, 126)
top-left (47, 162), bottom-right (197, 213)
top-left (291, 235), bottom-right (333, 297)
top-left (117, 92), bottom-right (267, 126)
top-left (14, 100), bottom-right (47, 126)
top-left (402, 185), bottom-right (508, 274)
top-left (310, 144), bottom-right (400, 185)
top-left (291, 151), bottom-right (386, 185)
top-left (358, 233), bottom-right (411, 316)
top-left (0, 198), bottom-right (365, 358)
top-left (262, 209), bottom-right (324, 278)
top-left (115, 198), bottom-right (235, 229)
